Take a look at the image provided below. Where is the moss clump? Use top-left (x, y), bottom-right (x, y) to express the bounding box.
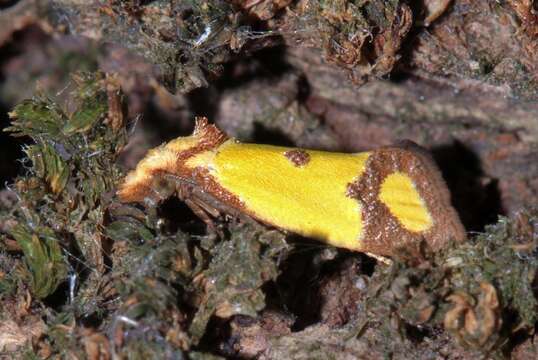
top-left (0, 72), bottom-right (292, 357)
top-left (284, 0), bottom-right (413, 84)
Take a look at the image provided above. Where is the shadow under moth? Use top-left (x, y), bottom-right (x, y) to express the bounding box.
top-left (118, 118), bottom-right (466, 259)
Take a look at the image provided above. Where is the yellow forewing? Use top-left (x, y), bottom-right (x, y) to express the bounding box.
top-left (210, 141), bottom-right (370, 250)
top-left (379, 173), bottom-right (433, 232)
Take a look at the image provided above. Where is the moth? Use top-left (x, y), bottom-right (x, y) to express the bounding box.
top-left (118, 117), bottom-right (466, 259)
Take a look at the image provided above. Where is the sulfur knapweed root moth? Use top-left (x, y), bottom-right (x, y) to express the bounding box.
top-left (118, 118), bottom-right (466, 259)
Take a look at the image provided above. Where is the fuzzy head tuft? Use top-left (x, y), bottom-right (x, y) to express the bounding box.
top-left (117, 117), bottom-right (228, 203)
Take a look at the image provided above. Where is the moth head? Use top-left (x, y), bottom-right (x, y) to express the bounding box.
top-left (117, 117), bottom-right (228, 204)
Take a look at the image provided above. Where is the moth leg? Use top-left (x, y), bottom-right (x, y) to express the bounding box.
top-left (184, 198), bottom-right (224, 239)
top-left (173, 178), bottom-right (225, 238)
top-left (364, 252), bottom-right (393, 265)
top-left (191, 194), bottom-right (221, 218)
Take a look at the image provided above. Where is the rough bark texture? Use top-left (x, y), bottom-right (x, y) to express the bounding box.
top-left (0, 0), bottom-right (537, 359)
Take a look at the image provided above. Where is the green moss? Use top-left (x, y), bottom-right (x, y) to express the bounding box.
top-left (62, 78), bottom-right (107, 135)
top-left (0, 249), bottom-right (19, 298)
top-left (446, 210), bottom-right (538, 327)
top-left (24, 142), bottom-right (70, 195)
top-left (0, 71), bottom-right (128, 354)
top-left (9, 224), bottom-right (67, 299)
top-left (6, 98), bottom-right (65, 138)
top-left (189, 224), bottom-right (288, 343)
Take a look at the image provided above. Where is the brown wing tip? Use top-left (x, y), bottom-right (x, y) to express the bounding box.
top-left (395, 143), bottom-right (467, 249)
top-left (354, 143), bottom-right (467, 259)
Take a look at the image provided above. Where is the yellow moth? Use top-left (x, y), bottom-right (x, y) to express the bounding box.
top-left (118, 118), bottom-right (466, 258)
